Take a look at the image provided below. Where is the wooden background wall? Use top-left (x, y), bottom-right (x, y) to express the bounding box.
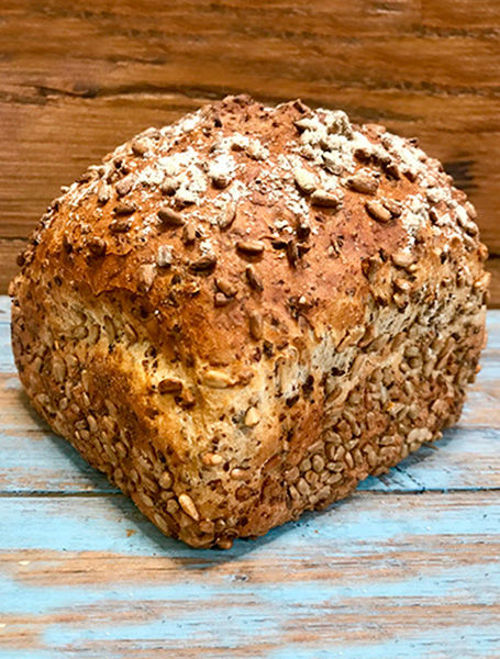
top-left (1, 0), bottom-right (499, 303)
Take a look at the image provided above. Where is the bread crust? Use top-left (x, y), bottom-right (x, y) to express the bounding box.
top-left (10, 95), bottom-right (489, 548)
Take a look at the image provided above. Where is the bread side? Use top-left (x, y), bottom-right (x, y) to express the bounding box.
top-left (10, 96), bottom-right (489, 547)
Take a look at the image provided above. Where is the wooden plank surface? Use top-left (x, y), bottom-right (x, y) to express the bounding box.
top-left (3, 369), bottom-right (499, 495)
top-left (0, 293), bottom-right (499, 656)
top-left (1, 1), bottom-right (499, 302)
top-left (1, 2), bottom-right (499, 652)
top-left (0, 492), bottom-right (498, 657)
top-left (1, 298), bottom-right (499, 495)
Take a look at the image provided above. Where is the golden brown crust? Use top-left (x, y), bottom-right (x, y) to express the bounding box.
top-left (10, 95), bottom-right (489, 548)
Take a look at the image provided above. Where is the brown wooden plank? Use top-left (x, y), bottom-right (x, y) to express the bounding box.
top-left (422, 0), bottom-right (500, 29)
top-left (0, 240), bottom-right (24, 294)
top-left (1, 302), bottom-right (500, 495)
top-left (487, 257), bottom-right (500, 308)
top-left (0, 1), bottom-right (497, 91)
top-left (1, 0), bottom-right (498, 292)
top-left (0, 93), bottom-right (498, 244)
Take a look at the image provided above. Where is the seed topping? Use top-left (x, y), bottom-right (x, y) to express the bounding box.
top-left (218, 202), bottom-right (237, 230)
top-left (114, 202), bottom-right (135, 216)
top-left (203, 370), bottom-right (235, 388)
top-left (346, 173), bottom-right (379, 195)
top-left (236, 240), bottom-right (265, 256)
top-left (392, 251), bottom-right (415, 269)
top-left (158, 378), bottom-right (183, 394)
top-left (245, 265), bottom-right (263, 291)
top-left (293, 167), bottom-right (317, 195)
top-left (244, 407), bottom-right (260, 427)
top-left (156, 245), bottom-right (174, 268)
top-left (365, 200), bottom-right (392, 223)
top-left (286, 240), bottom-right (299, 267)
top-left (178, 493), bottom-right (199, 521)
top-left (161, 177), bottom-right (180, 196)
top-left (190, 255), bottom-right (217, 272)
top-left (131, 138), bottom-right (149, 157)
top-left (137, 263), bottom-right (156, 292)
top-left (249, 310), bottom-right (263, 340)
top-left (87, 237), bottom-right (106, 257)
top-left (216, 277), bottom-right (237, 297)
top-left (214, 292), bottom-right (231, 307)
top-left (310, 189), bottom-right (342, 209)
top-left (97, 183), bottom-right (111, 205)
top-left (115, 175), bottom-right (134, 197)
top-left (109, 217), bottom-right (133, 234)
top-left (382, 199), bottom-right (402, 217)
top-left (158, 206), bottom-right (185, 227)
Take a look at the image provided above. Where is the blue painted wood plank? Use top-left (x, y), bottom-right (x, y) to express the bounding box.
top-left (1, 297), bottom-right (499, 495)
top-left (0, 491), bottom-right (498, 658)
top-left (1, 404), bottom-right (498, 495)
top-left (1, 367), bottom-right (499, 493)
top-left (0, 297), bottom-right (9, 324)
top-left (0, 295), bottom-right (499, 657)
top-left (0, 325), bottom-right (12, 372)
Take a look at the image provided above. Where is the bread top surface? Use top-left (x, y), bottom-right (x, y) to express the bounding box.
top-left (14, 95), bottom-right (486, 375)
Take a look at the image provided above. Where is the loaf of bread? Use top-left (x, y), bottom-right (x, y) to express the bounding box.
top-left (10, 95), bottom-right (489, 548)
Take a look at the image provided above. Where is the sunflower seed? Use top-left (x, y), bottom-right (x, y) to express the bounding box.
top-left (216, 277), bottom-right (236, 297)
top-left (236, 240), bottom-right (265, 256)
top-left (115, 175), bottom-right (134, 197)
top-left (138, 263), bottom-right (156, 292)
top-left (158, 378), bottom-right (183, 394)
top-left (249, 310), bottom-right (263, 340)
top-left (131, 138), bottom-right (149, 157)
top-left (383, 199), bottom-right (402, 217)
top-left (286, 240), bottom-right (299, 267)
top-left (87, 237), bottom-right (106, 257)
top-left (310, 189), bottom-right (342, 209)
top-left (158, 206), bottom-right (184, 227)
top-left (293, 167), bottom-right (316, 195)
top-left (182, 223), bottom-right (196, 244)
top-left (114, 202), bottom-right (135, 216)
top-left (392, 251), bottom-right (415, 268)
top-left (347, 173), bottom-right (378, 195)
top-left (245, 265), bottom-right (263, 291)
top-left (178, 493), bottom-right (199, 521)
top-left (97, 183), bottom-right (111, 205)
top-left (218, 202), bottom-right (237, 230)
top-left (190, 255), bottom-right (217, 272)
top-left (161, 177), bottom-right (180, 196)
top-left (110, 217), bottom-right (133, 234)
top-left (214, 292), bottom-right (231, 307)
top-left (156, 244), bottom-right (174, 267)
top-left (365, 200), bottom-right (392, 223)
top-left (244, 407), bottom-right (260, 427)
top-left (203, 370), bottom-right (235, 388)
top-left (175, 188), bottom-right (196, 207)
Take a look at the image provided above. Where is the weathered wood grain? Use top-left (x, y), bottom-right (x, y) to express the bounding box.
top-left (0, 296), bottom-right (499, 493)
top-left (422, 0), bottom-right (500, 29)
top-left (0, 93), bottom-right (498, 241)
top-left (0, 0), bottom-right (499, 299)
top-left (3, 369), bottom-right (500, 495)
top-left (1, 1), bottom-right (497, 92)
top-left (1, 3), bottom-right (499, 653)
top-left (2, 365), bottom-right (499, 495)
top-left (0, 491), bottom-right (498, 657)
top-left (1, 298), bottom-right (499, 497)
